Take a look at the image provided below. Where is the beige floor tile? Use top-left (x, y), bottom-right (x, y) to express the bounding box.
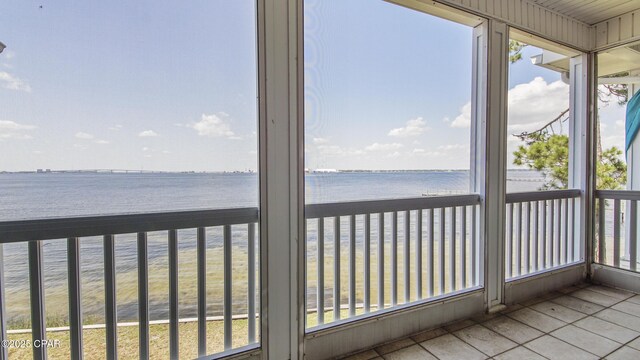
top-left (375, 338), bottom-right (415, 355)
top-left (483, 316), bottom-right (543, 344)
top-left (551, 295), bottom-right (605, 315)
top-left (493, 346), bottom-right (546, 360)
top-left (506, 308), bottom-right (566, 332)
top-left (530, 301), bottom-right (587, 323)
top-left (342, 349), bottom-right (380, 360)
top-left (472, 312), bottom-right (501, 323)
top-left (411, 328), bottom-right (447, 343)
top-left (574, 316), bottom-right (640, 343)
top-left (382, 345), bottom-right (436, 360)
top-left (524, 335), bottom-right (599, 360)
top-left (611, 300), bottom-right (640, 317)
top-left (628, 337), bottom-right (640, 351)
top-left (454, 324), bottom-right (517, 356)
top-left (501, 304), bottom-right (524, 314)
top-left (420, 334), bottom-right (487, 360)
top-left (628, 295), bottom-right (640, 305)
top-left (604, 346), bottom-right (640, 360)
top-left (551, 324), bottom-right (621, 357)
top-left (558, 285), bottom-right (580, 294)
top-left (595, 309), bottom-right (640, 332)
top-left (586, 285), bottom-right (635, 300)
top-left (443, 319), bottom-right (476, 332)
top-left (571, 289), bottom-right (621, 307)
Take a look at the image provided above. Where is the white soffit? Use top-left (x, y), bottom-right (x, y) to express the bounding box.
top-left (531, 0), bottom-right (640, 25)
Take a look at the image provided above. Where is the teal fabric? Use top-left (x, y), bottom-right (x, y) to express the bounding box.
top-left (626, 90), bottom-right (640, 152)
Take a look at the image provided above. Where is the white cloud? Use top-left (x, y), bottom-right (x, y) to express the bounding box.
top-left (0, 71), bottom-right (31, 92)
top-left (450, 77), bottom-right (569, 133)
top-left (313, 137), bottom-right (329, 145)
top-left (75, 132), bottom-right (94, 140)
top-left (94, 139), bottom-right (110, 145)
top-left (388, 117), bottom-right (429, 137)
top-left (365, 143), bottom-right (404, 151)
top-left (438, 144), bottom-right (468, 151)
top-left (109, 124), bottom-right (123, 131)
top-left (139, 130), bottom-right (158, 137)
top-left (142, 147), bottom-right (150, 152)
top-left (0, 120), bottom-right (36, 139)
top-left (190, 113), bottom-right (235, 138)
top-left (451, 102), bottom-right (472, 128)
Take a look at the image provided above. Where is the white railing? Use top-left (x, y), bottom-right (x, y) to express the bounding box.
top-left (0, 208), bottom-right (260, 360)
top-left (304, 194), bottom-right (482, 328)
top-left (595, 190), bottom-right (640, 272)
top-left (505, 189), bottom-right (581, 280)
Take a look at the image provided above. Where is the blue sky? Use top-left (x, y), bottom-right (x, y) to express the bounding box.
top-left (0, 0), bottom-right (626, 171)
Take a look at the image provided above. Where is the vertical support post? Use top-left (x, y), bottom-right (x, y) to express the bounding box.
top-left (472, 20), bottom-right (508, 311)
top-left (223, 225), bottom-right (233, 350)
top-left (364, 214), bottom-right (371, 313)
top-left (333, 217), bottom-right (341, 321)
top-left (568, 54), bottom-right (592, 270)
top-left (258, 0), bottom-right (303, 356)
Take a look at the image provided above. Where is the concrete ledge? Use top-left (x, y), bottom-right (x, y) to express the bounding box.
top-left (591, 264), bottom-right (640, 293)
top-left (505, 263), bottom-right (586, 304)
top-left (304, 288), bottom-right (485, 360)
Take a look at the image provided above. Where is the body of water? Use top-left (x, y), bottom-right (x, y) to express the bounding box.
top-left (0, 170), bottom-right (543, 326)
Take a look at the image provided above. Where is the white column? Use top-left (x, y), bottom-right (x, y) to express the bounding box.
top-left (471, 20), bottom-right (508, 311)
top-left (568, 54), bottom-right (591, 264)
top-left (258, 0), bottom-right (303, 359)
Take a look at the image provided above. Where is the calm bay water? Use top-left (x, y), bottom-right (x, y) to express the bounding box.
top-left (0, 171), bottom-right (542, 326)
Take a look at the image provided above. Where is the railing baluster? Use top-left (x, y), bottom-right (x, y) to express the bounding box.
top-left (168, 230), bottom-right (179, 359)
top-left (334, 217), bottom-right (341, 320)
top-left (415, 209), bottom-right (423, 300)
top-left (224, 225), bottom-right (232, 349)
top-left (542, 200), bottom-right (548, 269)
top-left (378, 213), bottom-right (385, 310)
top-left (507, 203), bottom-right (513, 278)
top-left (533, 202), bottom-right (539, 272)
top-left (550, 200), bottom-right (555, 267)
top-left (630, 201), bottom-right (637, 272)
top-left (67, 237), bottom-right (83, 360)
top-left (471, 205), bottom-right (477, 286)
top-left (29, 240), bottom-right (47, 360)
top-left (439, 208), bottom-right (445, 295)
top-left (613, 199), bottom-right (621, 267)
top-left (404, 211), bottom-right (410, 303)
top-left (524, 202), bottom-right (531, 274)
top-left (318, 218), bottom-right (325, 323)
top-left (571, 198), bottom-right (576, 262)
top-left (449, 207), bottom-right (456, 291)
top-left (563, 199), bottom-right (569, 264)
top-left (598, 198), bottom-right (606, 264)
top-left (461, 206), bottom-right (467, 288)
top-left (103, 235), bottom-right (118, 359)
top-left (556, 199), bottom-right (561, 266)
top-left (248, 223), bottom-right (256, 343)
top-left (349, 215), bottom-right (356, 317)
top-left (515, 203), bottom-right (522, 277)
top-left (137, 232), bottom-right (149, 360)
top-left (197, 227), bottom-right (207, 355)
top-left (364, 214), bottom-right (371, 313)
top-left (0, 244), bottom-right (7, 360)
top-left (428, 209), bottom-right (435, 297)
top-left (391, 212), bottom-right (398, 306)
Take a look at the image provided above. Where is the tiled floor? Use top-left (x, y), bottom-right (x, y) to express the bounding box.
top-left (339, 283), bottom-right (640, 360)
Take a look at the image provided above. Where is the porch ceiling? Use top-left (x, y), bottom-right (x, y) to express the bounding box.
top-left (531, 0), bottom-right (640, 25)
